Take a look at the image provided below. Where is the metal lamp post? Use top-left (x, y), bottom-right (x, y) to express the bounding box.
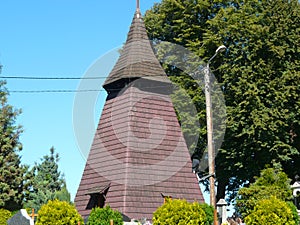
top-left (204, 45), bottom-right (226, 225)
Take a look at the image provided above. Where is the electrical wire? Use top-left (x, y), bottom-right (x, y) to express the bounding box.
top-left (0, 74), bottom-right (171, 80)
top-left (1, 75), bottom-right (176, 93)
top-left (8, 89), bottom-right (105, 93)
top-left (0, 76), bottom-right (106, 80)
top-left (7, 83), bottom-right (174, 94)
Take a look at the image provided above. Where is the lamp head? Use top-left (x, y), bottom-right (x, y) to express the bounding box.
top-left (207, 45), bottom-right (227, 65)
top-left (215, 45), bottom-right (227, 54)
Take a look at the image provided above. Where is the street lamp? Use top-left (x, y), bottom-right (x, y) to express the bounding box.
top-left (204, 45), bottom-right (226, 225)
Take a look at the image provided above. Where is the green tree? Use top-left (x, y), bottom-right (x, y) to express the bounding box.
top-left (0, 81), bottom-right (28, 211)
top-left (54, 185), bottom-right (71, 202)
top-left (36, 199), bottom-right (83, 225)
top-left (235, 168), bottom-right (297, 222)
top-left (206, 0), bottom-right (300, 201)
top-left (32, 147), bottom-right (64, 192)
top-left (25, 147), bottom-right (71, 212)
top-left (144, 0), bottom-right (300, 200)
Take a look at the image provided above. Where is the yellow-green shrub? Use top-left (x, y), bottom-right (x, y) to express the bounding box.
top-left (152, 199), bottom-right (208, 225)
top-left (244, 196), bottom-right (297, 225)
top-left (0, 208), bottom-right (12, 225)
top-left (36, 199), bottom-right (83, 225)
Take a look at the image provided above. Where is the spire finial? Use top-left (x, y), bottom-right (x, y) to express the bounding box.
top-left (136, 0), bottom-right (140, 10)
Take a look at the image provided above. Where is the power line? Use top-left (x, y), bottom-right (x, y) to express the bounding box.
top-left (0, 74), bottom-right (173, 80)
top-left (8, 83), bottom-right (174, 94)
top-left (2, 73), bottom-right (176, 94)
top-left (8, 89), bottom-right (105, 93)
top-left (0, 76), bottom-right (106, 80)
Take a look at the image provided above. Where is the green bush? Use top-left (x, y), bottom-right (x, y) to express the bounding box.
top-left (36, 199), bottom-right (83, 225)
top-left (244, 196), bottom-right (297, 225)
top-left (199, 203), bottom-right (214, 225)
top-left (152, 199), bottom-right (207, 225)
top-left (236, 168), bottom-right (293, 217)
top-left (87, 206), bottom-right (123, 225)
top-left (0, 208), bottom-right (12, 225)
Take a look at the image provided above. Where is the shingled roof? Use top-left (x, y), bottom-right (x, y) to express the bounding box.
top-left (102, 7), bottom-right (170, 92)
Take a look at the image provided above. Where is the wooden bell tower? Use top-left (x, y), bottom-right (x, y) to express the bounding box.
top-left (74, 2), bottom-right (204, 220)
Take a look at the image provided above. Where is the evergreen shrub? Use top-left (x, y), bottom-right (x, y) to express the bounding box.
top-left (87, 206), bottom-right (123, 225)
top-left (35, 199), bottom-right (83, 225)
top-left (152, 199), bottom-right (207, 225)
top-left (0, 208), bottom-right (12, 225)
top-left (244, 196), bottom-right (297, 225)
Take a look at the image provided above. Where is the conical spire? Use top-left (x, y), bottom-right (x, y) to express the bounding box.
top-left (103, 4), bottom-right (170, 92)
top-left (136, 0), bottom-right (140, 11)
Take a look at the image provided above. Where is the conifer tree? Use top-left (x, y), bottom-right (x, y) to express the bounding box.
top-left (0, 81), bottom-right (28, 211)
top-left (25, 147), bottom-right (71, 212)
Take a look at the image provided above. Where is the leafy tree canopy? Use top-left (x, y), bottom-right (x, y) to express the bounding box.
top-left (144, 0), bottom-right (300, 200)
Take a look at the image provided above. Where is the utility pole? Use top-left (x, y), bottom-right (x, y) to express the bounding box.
top-left (204, 45), bottom-right (226, 225)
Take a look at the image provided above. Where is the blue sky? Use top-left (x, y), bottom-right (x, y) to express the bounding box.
top-left (0, 0), bottom-right (163, 200)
